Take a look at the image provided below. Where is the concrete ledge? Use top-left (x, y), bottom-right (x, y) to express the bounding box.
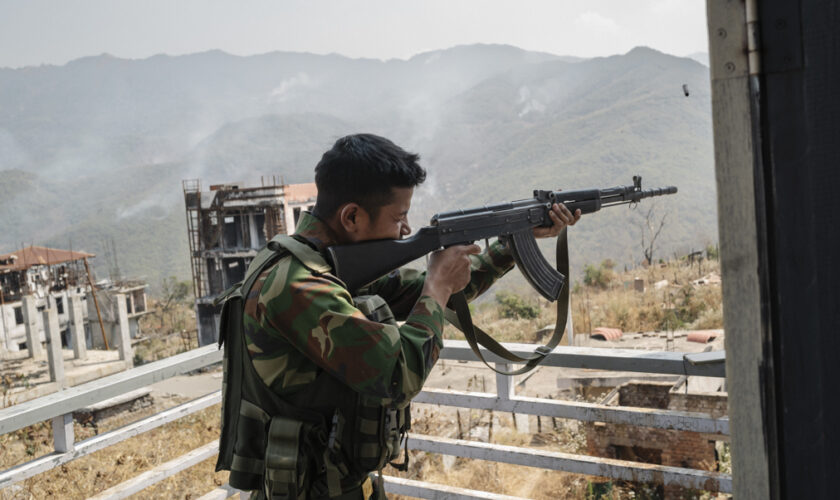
top-left (557, 373), bottom-right (681, 391)
top-left (4, 360), bottom-right (129, 406)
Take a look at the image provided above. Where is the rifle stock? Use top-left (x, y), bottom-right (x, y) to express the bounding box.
top-left (327, 226), bottom-right (441, 291)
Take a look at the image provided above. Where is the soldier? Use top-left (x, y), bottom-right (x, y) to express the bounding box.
top-left (215, 133), bottom-right (580, 499)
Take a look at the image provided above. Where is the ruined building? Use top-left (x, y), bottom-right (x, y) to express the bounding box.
top-left (183, 179), bottom-right (317, 346)
top-left (585, 379), bottom-right (728, 498)
top-left (0, 246), bottom-right (148, 355)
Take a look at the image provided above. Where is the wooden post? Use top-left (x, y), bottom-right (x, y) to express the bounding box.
top-left (83, 257), bottom-right (109, 350)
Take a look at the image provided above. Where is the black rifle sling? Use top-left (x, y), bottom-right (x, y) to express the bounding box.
top-left (445, 228), bottom-right (570, 376)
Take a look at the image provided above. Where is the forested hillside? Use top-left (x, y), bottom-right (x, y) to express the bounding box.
top-left (0, 45), bottom-right (715, 290)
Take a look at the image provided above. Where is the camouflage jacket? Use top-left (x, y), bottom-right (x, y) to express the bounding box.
top-left (243, 211), bottom-right (515, 406)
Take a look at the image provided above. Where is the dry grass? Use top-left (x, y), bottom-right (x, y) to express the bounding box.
top-left (388, 409), bottom-right (598, 499)
top-left (446, 257), bottom-right (723, 345)
top-left (572, 258), bottom-right (722, 335)
top-left (0, 400), bottom-right (226, 499)
top-left (135, 298), bottom-right (199, 362)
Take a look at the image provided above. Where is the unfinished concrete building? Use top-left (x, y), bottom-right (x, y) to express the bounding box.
top-left (0, 246), bottom-right (149, 357)
top-left (0, 246), bottom-right (93, 353)
top-left (183, 179), bottom-right (317, 346)
top-left (86, 280), bottom-right (149, 350)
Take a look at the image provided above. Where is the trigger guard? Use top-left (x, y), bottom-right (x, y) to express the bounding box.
top-left (509, 230), bottom-right (566, 301)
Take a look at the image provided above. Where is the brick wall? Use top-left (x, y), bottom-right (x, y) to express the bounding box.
top-left (584, 381), bottom-right (728, 498)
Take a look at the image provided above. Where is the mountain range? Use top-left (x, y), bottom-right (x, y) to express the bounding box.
top-left (0, 44), bottom-right (716, 292)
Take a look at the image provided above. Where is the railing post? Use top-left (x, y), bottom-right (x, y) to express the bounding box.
top-left (52, 413), bottom-right (74, 453)
top-left (495, 363), bottom-right (513, 400)
top-left (22, 295), bottom-right (44, 359)
top-left (68, 293), bottom-right (87, 360)
top-left (43, 304), bottom-right (66, 389)
top-left (495, 363), bottom-right (529, 433)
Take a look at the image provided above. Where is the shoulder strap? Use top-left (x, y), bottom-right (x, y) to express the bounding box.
top-left (445, 228), bottom-right (570, 376)
top-left (268, 234), bottom-right (331, 274)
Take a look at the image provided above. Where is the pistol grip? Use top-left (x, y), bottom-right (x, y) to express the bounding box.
top-left (508, 230), bottom-right (566, 301)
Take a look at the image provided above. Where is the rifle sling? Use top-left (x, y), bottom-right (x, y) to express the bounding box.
top-left (445, 228), bottom-right (569, 376)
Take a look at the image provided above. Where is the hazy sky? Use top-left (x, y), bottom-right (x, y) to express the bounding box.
top-left (0, 0), bottom-right (708, 68)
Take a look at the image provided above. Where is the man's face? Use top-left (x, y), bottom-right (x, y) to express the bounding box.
top-left (356, 187), bottom-right (413, 241)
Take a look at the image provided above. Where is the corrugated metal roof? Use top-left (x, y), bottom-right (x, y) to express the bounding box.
top-left (687, 330), bottom-right (722, 343)
top-left (591, 327), bottom-right (623, 341)
top-left (0, 246), bottom-right (94, 272)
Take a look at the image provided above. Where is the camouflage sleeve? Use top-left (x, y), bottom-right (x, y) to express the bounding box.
top-left (461, 239), bottom-right (515, 301)
top-left (364, 239), bottom-right (516, 319)
top-left (248, 257), bottom-right (445, 405)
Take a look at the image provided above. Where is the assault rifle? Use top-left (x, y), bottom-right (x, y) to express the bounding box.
top-left (327, 176), bottom-right (677, 300)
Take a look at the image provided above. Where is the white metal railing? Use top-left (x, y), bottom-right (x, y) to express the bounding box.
top-left (0, 340), bottom-right (729, 498)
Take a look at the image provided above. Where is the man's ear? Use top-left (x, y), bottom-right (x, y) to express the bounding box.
top-left (338, 203), bottom-right (367, 236)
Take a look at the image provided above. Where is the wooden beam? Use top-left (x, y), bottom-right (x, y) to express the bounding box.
top-left (707, 0), bottom-right (773, 497)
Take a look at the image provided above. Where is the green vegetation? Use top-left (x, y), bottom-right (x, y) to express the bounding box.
top-left (583, 260), bottom-right (617, 289)
top-left (495, 291), bottom-right (540, 319)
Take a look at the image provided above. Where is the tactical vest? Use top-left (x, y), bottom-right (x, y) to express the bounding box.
top-left (215, 234), bottom-right (409, 499)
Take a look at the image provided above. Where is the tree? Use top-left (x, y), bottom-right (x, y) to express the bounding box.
top-left (639, 204), bottom-right (668, 265)
top-left (158, 276), bottom-right (191, 330)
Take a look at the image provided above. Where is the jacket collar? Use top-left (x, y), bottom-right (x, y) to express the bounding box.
top-left (293, 211), bottom-right (340, 252)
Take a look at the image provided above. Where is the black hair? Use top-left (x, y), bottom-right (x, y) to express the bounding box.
top-left (312, 134), bottom-right (426, 220)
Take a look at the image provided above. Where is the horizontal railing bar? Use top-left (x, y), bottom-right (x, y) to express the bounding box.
top-left (407, 434), bottom-right (732, 493)
top-left (206, 478), bottom-right (529, 500)
top-left (0, 342), bottom-right (724, 439)
top-left (88, 440), bottom-right (219, 499)
top-left (438, 340), bottom-right (725, 377)
top-left (197, 484), bottom-right (246, 500)
top-left (0, 344), bottom-right (221, 436)
top-left (0, 392), bottom-right (221, 489)
top-left (382, 476), bottom-right (530, 500)
top-left (413, 388), bottom-right (729, 435)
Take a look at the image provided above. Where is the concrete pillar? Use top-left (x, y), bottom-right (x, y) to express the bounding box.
top-left (115, 293), bottom-right (134, 368)
top-left (43, 306), bottom-right (66, 388)
top-left (21, 295), bottom-right (44, 359)
top-left (284, 203), bottom-right (296, 233)
top-left (68, 294), bottom-right (87, 360)
top-left (566, 302), bottom-right (575, 346)
top-left (0, 303), bottom-right (11, 353)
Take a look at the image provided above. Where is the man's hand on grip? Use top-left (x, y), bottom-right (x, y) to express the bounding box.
top-left (423, 244), bottom-right (481, 307)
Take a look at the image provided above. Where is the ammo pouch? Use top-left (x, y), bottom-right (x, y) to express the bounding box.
top-left (352, 295), bottom-right (396, 326)
top-left (355, 397), bottom-right (410, 472)
top-left (232, 399), bottom-right (318, 499)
